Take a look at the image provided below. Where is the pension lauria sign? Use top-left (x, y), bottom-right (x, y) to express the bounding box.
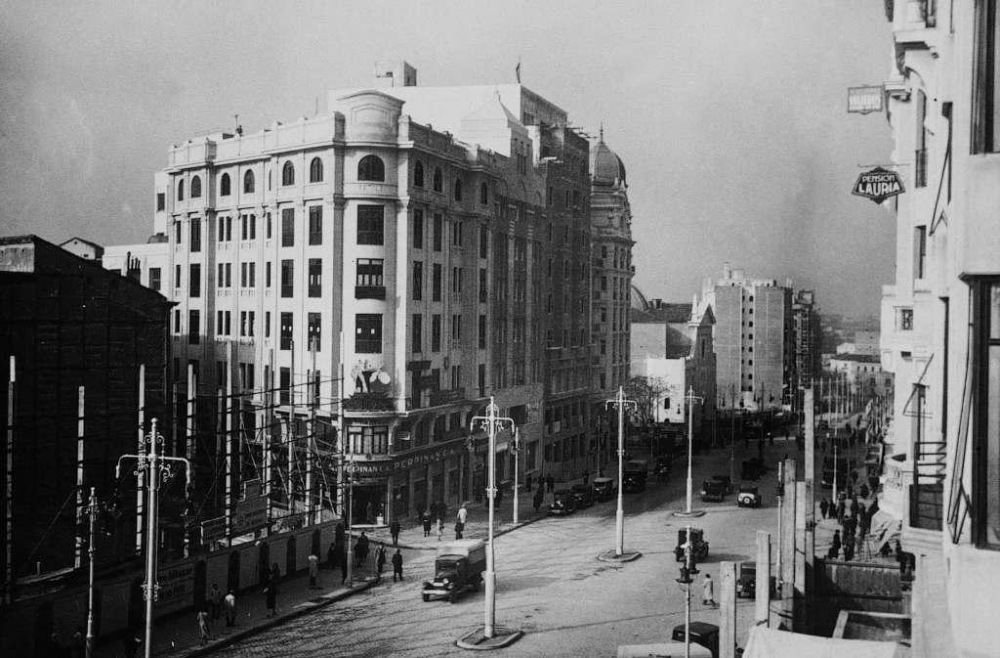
top-left (852, 167), bottom-right (905, 204)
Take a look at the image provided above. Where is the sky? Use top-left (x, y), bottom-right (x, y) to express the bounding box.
top-left (0, 0), bottom-right (895, 318)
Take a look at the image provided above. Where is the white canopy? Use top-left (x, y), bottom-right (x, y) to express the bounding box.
top-left (743, 626), bottom-right (904, 658)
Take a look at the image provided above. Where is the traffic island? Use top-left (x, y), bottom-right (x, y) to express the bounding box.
top-left (672, 509), bottom-right (706, 518)
top-left (597, 548), bottom-right (642, 563)
top-left (456, 626), bottom-right (524, 650)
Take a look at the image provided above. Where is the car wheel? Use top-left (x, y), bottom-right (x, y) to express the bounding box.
top-left (449, 592), bottom-right (456, 604)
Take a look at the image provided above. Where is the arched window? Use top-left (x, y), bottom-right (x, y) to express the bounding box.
top-left (177, 179), bottom-right (185, 201)
top-left (282, 161), bottom-right (295, 186)
top-left (454, 179), bottom-right (463, 201)
top-left (243, 170), bottom-right (255, 193)
top-left (191, 175), bottom-right (202, 198)
top-left (358, 155), bottom-right (385, 182)
top-left (220, 173), bottom-right (231, 196)
top-left (433, 167), bottom-right (443, 192)
top-left (309, 157), bottom-right (323, 183)
top-left (480, 182), bottom-right (489, 205)
top-left (414, 161), bottom-right (424, 187)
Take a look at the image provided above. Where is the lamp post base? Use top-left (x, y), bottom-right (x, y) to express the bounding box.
top-left (672, 509), bottom-right (707, 518)
top-left (456, 626), bottom-right (524, 650)
top-left (597, 548), bottom-right (642, 563)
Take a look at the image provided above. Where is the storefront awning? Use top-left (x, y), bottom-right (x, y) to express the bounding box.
top-left (869, 509), bottom-right (902, 553)
top-left (743, 627), bottom-right (904, 658)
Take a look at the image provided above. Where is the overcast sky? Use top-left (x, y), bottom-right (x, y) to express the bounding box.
top-left (0, 0), bottom-right (894, 317)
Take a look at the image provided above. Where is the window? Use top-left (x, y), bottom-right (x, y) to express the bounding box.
top-left (454, 179), bottom-right (463, 201)
top-left (190, 218), bottom-right (201, 252)
top-left (357, 205), bottom-right (384, 245)
top-left (479, 228), bottom-right (488, 258)
top-left (309, 157), bottom-right (323, 183)
top-left (265, 311), bottom-right (271, 338)
top-left (177, 179), bottom-right (184, 201)
top-left (220, 173), bottom-right (231, 196)
top-left (452, 221), bottom-right (462, 246)
top-left (432, 264), bottom-right (442, 301)
top-left (971, 279), bottom-right (1000, 546)
top-left (174, 264), bottom-right (181, 288)
top-left (433, 167), bottom-right (443, 192)
top-left (412, 261), bottom-right (423, 300)
top-left (899, 308), bottom-right (914, 331)
top-left (156, 192), bottom-right (165, 211)
top-left (244, 170), bottom-right (255, 193)
top-left (431, 314), bottom-right (441, 352)
top-left (191, 175), bottom-right (202, 198)
top-left (480, 182), bottom-right (488, 205)
top-left (240, 310), bottom-right (256, 337)
top-left (266, 212), bottom-right (272, 239)
top-left (479, 268), bottom-right (487, 302)
top-left (358, 154), bottom-right (385, 181)
top-left (413, 209), bottom-right (424, 248)
top-left (356, 258), bottom-right (384, 287)
top-left (307, 313), bottom-right (321, 351)
top-left (174, 309), bottom-right (181, 333)
top-left (282, 161), bottom-right (295, 186)
top-left (149, 267), bottom-right (162, 291)
top-left (308, 206), bottom-right (323, 245)
top-left (281, 208), bottom-right (294, 247)
top-left (280, 312), bottom-right (293, 350)
top-left (433, 214), bottom-right (442, 251)
top-left (308, 259), bottom-right (322, 297)
top-left (189, 264), bottom-right (201, 297)
top-left (451, 314), bottom-right (462, 340)
top-left (266, 261), bottom-right (272, 288)
top-left (914, 225), bottom-right (927, 279)
top-left (412, 314), bottom-right (422, 352)
top-left (479, 314), bottom-right (487, 349)
top-left (414, 161), bottom-right (424, 187)
top-left (973, 0), bottom-right (1000, 153)
top-left (915, 89), bottom-right (928, 188)
top-left (188, 310), bottom-right (200, 344)
top-left (355, 314), bottom-right (382, 353)
top-left (280, 367), bottom-right (290, 405)
top-left (281, 260), bottom-right (294, 297)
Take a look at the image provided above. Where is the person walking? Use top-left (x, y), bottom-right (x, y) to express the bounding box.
top-left (392, 548), bottom-right (404, 581)
top-left (455, 520), bottom-right (464, 539)
top-left (355, 531), bottom-right (370, 569)
top-left (327, 542), bottom-right (337, 570)
top-left (436, 517), bottom-right (444, 541)
top-left (308, 552), bottom-right (320, 589)
top-left (422, 510), bottom-right (432, 537)
top-left (582, 468), bottom-right (589, 485)
top-left (819, 498), bottom-right (829, 520)
top-left (836, 498), bottom-right (846, 525)
top-left (208, 582), bottom-right (223, 621)
top-left (457, 503), bottom-right (468, 526)
top-left (533, 487), bottom-right (544, 513)
top-left (828, 530), bottom-right (842, 559)
top-left (546, 475), bottom-right (554, 493)
top-left (265, 564), bottom-right (279, 617)
top-left (375, 543), bottom-right (387, 583)
top-left (702, 573), bottom-right (717, 606)
top-left (390, 519), bottom-right (401, 546)
top-left (197, 607), bottom-right (211, 645)
top-left (224, 590), bottom-right (237, 627)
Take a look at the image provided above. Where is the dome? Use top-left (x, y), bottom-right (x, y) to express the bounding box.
top-left (590, 127), bottom-right (627, 186)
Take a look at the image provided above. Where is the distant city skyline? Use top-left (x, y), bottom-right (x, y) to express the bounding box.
top-left (0, 1), bottom-right (894, 317)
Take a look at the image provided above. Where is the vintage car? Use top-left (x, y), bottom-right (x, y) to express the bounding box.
top-left (570, 482), bottom-right (594, 508)
top-left (675, 527), bottom-right (709, 563)
top-left (736, 561), bottom-right (778, 599)
top-left (711, 474), bottom-right (733, 494)
top-left (422, 540), bottom-right (486, 603)
top-left (548, 489), bottom-right (578, 516)
top-left (592, 477), bottom-right (616, 501)
top-left (737, 484), bottom-right (761, 508)
top-left (700, 479), bottom-right (726, 502)
top-left (671, 622), bottom-right (719, 658)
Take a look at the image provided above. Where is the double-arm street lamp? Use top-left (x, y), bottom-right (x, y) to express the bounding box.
top-left (116, 418), bottom-right (191, 658)
top-left (601, 386), bottom-right (638, 560)
top-left (675, 387), bottom-right (705, 518)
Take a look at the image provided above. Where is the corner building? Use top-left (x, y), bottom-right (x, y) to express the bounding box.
top-left (116, 63), bottom-right (611, 529)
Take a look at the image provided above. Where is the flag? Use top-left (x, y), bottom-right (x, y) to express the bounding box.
top-left (515, 59), bottom-right (521, 83)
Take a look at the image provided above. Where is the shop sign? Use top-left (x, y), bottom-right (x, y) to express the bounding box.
top-left (852, 167), bottom-right (904, 204)
top-left (394, 443), bottom-right (464, 471)
top-left (847, 85), bottom-right (884, 114)
top-left (233, 495), bottom-right (268, 535)
top-left (201, 516), bottom-right (226, 543)
top-left (157, 563), bottom-right (194, 605)
top-left (348, 460), bottom-right (395, 477)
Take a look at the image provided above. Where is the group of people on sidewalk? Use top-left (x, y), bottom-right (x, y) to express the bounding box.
top-left (821, 482), bottom-right (878, 562)
top-left (195, 582), bottom-right (238, 646)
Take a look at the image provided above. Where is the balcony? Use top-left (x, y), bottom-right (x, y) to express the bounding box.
top-left (428, 387), bottom-right (465, 407)
top-left (355, 285), bottom-right (386, 300)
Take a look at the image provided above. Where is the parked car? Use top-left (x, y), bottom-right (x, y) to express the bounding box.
top-left (736, 561), bottom-right (777, 599)
top-left (571, 482), bottom-right (594, 508)
top-left (675, 527), bottom-right (709, 563)
top-left (737, 485), bottom-right (761, 508)
top-left (549, 489), bottom-right (577, 516)
top-left (592, 477), bottom-right (616, 501)
top-left (422, 540), bottom-right (486, 603)
top-left (700, 479), bottom-right (725, 502)
top-left (671, 622), bottom-right (719, 658)
top-left (711, 474), bottom-right (733, 494)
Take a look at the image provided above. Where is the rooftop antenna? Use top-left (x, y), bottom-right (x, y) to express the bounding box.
top-left (234, 114), bottom-right (242, 136)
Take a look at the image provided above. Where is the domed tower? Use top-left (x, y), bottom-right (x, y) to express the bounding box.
top-left (589, 126), bottom-right (633, 396)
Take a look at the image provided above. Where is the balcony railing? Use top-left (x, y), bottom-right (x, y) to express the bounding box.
top-left (909, 382), bottom-right (945, 530)
top-left (355, 285), bottom-right (386, 300)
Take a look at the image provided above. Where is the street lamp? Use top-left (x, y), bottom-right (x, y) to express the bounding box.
top-left (115, 418), bottom-right (191, 658)
top-left (675, 387), bottom-right (705, 518)
top-left (512, 428), bottom-right (520, 526)
top-left (599, 386), bottom-right (639, 561)
top-left (675, 524), bottom-right (700, 658)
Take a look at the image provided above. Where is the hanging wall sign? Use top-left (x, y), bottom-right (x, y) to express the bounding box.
top-left (852, 167), bottom-right (904, 204)
top-left (847, 85), bottom-right (885, 114)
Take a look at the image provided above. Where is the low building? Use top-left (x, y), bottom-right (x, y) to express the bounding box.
top-left (827, 353), bottom-right (892, 397)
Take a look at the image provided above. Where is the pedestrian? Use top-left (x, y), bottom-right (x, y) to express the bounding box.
top-left (837, 498), bottom-right (846, 525)
top-left (768, 432), bottom-right (774, 446)
top-left (392, 548), bottom-right (404, 581)
top-left (224, 590), bottom-right (237, 627)
top-left (436, 517), bottom-right (444, 541)
top-left (533, 487), bottom-right (543, 513)
top-left (457, 503), bottom-right (468, 526)
top-left (375, 543), bottom-right (387, 583)
top-left (265, 564), bottom-right (279, 617)
top-left (849, 496), bottom-right (859, 517)
top-left (340, 549), bottom-right (348, 585)
top-left (526, 473), bottom-right (533, 491)
top-left (819, 498), bottom-right (829, 520)
top-left (308, 552), bottom-right (319, 589)
top-left (390, 519), bottom-right (401, 546)
top-left (356, 531), bottom-right (370, 569)
top-left (547, 475), bottom-right (554, 493)
top-left (495, 486), bottom-right (503, 507)
top-left (327, 542), bottom-right (337, 570)
top-left (828, 530), bottom-right (842, 559)
top-left (208, 582), bottom-right (222, 620)
top-left (702, 573), bottom-right (717, 606)
top-left (422, 510), bottom-right (432, 537)
top-left (583, 468), bottom-right (589, 485)
top-left (843, 539), bottom-right (855, 562)
top-left (455, 520), bottom-right (464, 539)
top-left (197, 607), bottom-right (210, 645)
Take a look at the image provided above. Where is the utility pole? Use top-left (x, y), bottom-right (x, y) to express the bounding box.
top-left (306, 339), bottom-right (317, 524)
top-left (85, 487), bottom-right (97, 658)
top-left (604, 387), bottom-right (637, 557)
top-left (512, 428), bottom-right (520, 525)
top-left (675, 387), bottom-right (704, 518)
top-left (4, 355), bottom-right (14, 604)
top-left (75, 386), bottom-right (85, 569)
top-left (116, 418), bottom-right (192, 658)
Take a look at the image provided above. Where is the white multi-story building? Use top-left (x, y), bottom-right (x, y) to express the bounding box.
top-left (876, 2), bottom-right (1000, 656)
top-left (106, 61), bottom-right (620, 529)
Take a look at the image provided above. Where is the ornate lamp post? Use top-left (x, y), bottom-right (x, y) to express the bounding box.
top-left (116, 418), bottom-right (191, 658)
top-left (675, 387), bottom-right (705, 518)
top-left (675, 524), bottom-right (700, 658)
top-left (598, 387), bottom-right (641, 562)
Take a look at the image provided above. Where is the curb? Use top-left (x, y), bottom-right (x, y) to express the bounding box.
top-left (176, 579), bottom-right (378, 658)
